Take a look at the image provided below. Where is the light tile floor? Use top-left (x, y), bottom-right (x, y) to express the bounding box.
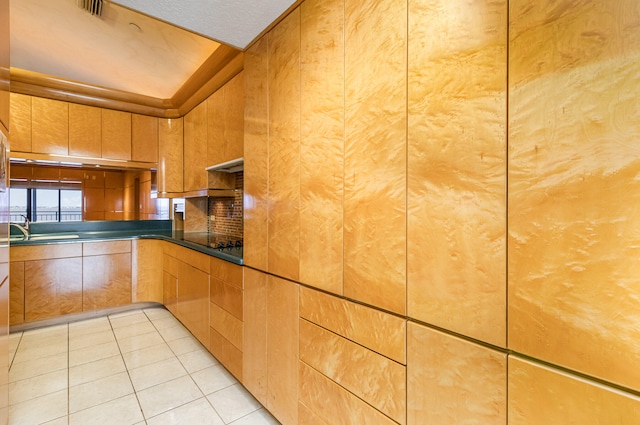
top-left (8, 307), bottom-right (280, 425)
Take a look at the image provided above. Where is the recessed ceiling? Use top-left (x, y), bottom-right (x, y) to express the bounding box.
top-left (11, 0), bottom-right (221, 99)
top-left (113, 0), bottom-right (298, 50)
top-left (10, 0), bottom-right (297, 101)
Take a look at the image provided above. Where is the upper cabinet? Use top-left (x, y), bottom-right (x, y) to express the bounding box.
top-left (102, 109), bottom-right (131, 161)
top-left (157, 117), bottom-right (184, 195)
top-left (208, 71), bottom-right (244, 167)
top-left (9, 94), bottom-right (159, 167)
top-left (183, 101), bottom-right (208, 193)
top-left (32, 97), bottom-right (69, 155)
top-left (69, 103), bottom-right (101, 158)
top-left (132, 114), bottom-right (159, 163)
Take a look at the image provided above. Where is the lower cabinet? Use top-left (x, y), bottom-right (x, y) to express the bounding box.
top-left (9, 241), bottom-right (132, 324)
top-left (209, 256), bottom-right (244, 380)
top-left (162, 243), bottom-right (210, 348)
top-left (243, 269), bottom-right (299, 425)
top-left (82, 240), bottom-right (132, 311)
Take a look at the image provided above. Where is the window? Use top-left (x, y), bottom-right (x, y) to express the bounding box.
top-left (10, 188), bottom-right (82, 223)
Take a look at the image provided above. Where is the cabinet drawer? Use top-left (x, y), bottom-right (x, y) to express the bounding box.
top-left (83, 240), bottom-right (132, 256)
top-left (11, 244), bottom-right (82, 262)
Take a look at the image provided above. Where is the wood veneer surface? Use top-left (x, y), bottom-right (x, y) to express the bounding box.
top-left (407, 0), bottom-right (507, 347)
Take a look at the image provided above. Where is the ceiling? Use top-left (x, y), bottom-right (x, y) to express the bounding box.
top-left (10, 0), bottom-right (297, 109)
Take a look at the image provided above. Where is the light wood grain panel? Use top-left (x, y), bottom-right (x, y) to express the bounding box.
top-left (508, 0), bottom-right (640, 391)
top-left (105, 170), bottom-right (124, 189)
top-left (299, 402), bottom-right (328, 425)
top-left (183, 101), bottom-right (208, 191)
top-left (209, 327), bottom-right (242, 380)
top-left (299, 286), bottom-right (406, 364)
top-left (83, 170), bottom-right (105, 188)
top-left (173, 245), bottom-right (210, 274)
top-left (344, 0), bottom-right (407, 315)
top-left (222, 71), bottom-right (244, 162)
top-left (407, 0), bottom-right (507, 347)
top-left (69, 103), bottom-right (101, 157)
top-left (131, 114), bottom-right (158, 163)
top-left (83, 240), bottom-right (131, 257)
top-left (9, 93), bottom-right (32, 152)
top-left (132, 239), bottom-right (163, 303)
top-left (300, 319), bottom-right (406, 423)
top-left (210, 278), bottom-right (243, 320)
top-left (267, 275), bottom-right (299, 425)
top-left (163, 271), bottom-right (178, 316)
top-left (177, 261), bottom-right (210, 346)
top-left (407, 322), bottom-right (506, 424)
top-left (31, 97), bottom-right (68, 155)
top-left (101, 109), bottom-right (131, 160)
top-left (82, 253), bottom-right (132, 311)
top-left (207, 85), bottom-right (224, 166)
top-left (25, 257), bottom-right (82, 321)
top-left (105, 189), bottom-right (124, 214)
top-left (9, 262), bottom-right (24, 325)
top-left (243, 268), bottom-right (268, 405)
top-left (509, 356), bottom-right (640, 424)
top-left (210, 302), bottom-right (243, 351)
top-left (299, 0), bottom-right (344, 295)
top-left (11, 244), bottom-right (83, 262)
top-left (243, 36), bottom-right (269, 271)
top-left (210, 256), bottom-right (243, 289)
top-left (158, 118), bottom-right (184, 194)
top-left (267, 9), bottom-right (301, 282)
top-left (183, 197), bottom-right (208, 233)
top-left (299, 362), bottom-right (397, 425)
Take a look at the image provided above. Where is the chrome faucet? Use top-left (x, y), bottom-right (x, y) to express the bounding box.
top-left (21, 214), bottom-right (30, 231)
top-left (10, 222), bottom-right (30, 240)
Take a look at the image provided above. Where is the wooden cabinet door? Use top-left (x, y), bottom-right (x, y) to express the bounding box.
top-left (132, 114), bottom-right (159, 163)
top-left (102, 109), bottom-right (131, 160)
top-left (183, 101), bottom-right (208, 191)
top-left (132, 239), bottom-right (163, 303)
top-left (82, 253), bottom-right (132, 310)
top-left (24, 257), bottom-right (83, 321)
top-left (9, 93), bottom-right (31, 153)
top-left (158, 118), bottom-right (184, 194)
top-left (9, 262), bottom-right (25, 325)
top-left (82, 241), bottom-right (132, 310)
top-left (31, 97), bottom-right (68, 155)
top-left (69, 103), bottom-right (101, 157)
top-left (177, 261), bottom-right (209, 346)
top-left (207, 71), bottom-right (244, 166)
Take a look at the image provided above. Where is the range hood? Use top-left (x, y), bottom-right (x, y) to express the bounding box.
top-left (205, 158), bottom-right (243, 173)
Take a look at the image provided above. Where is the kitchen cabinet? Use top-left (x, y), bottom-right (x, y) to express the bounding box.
top-left (163, 243), bottom-right (210, 347)
top-left (158, 117), bottom-right (184, 195)
top-left (102, 109), bottom-right (131, 161)
top-left (407, 322), bottom-right (506, 424)
top-left (267, 9), bottom-right (301, 282)
top-left (509, 356), bottom-right (640, 424)
top-left (82, 240), bottom-right (132, 311)
top-left (242, 37), bottom-right (269, 271)
top-left (407, 0), bottom-right (507, 348)
top-left (10, 241), bottom-right (134, 324)
top-left (209, 256), bottom-right (243, 379)
top-left (31, 97), bottom-right (68, 155)
top-left (207, 71), bottom-right (244, 167)
top-left (9, 93), bottom-right (31, 153)
top-left (243, 269), bottom-right (299, 425)
top-left (343, 0), bottom-right (407, 316)
top-left (131, 114), bottom-right (159, 163)
top-left (132, 239), bottom-right (163, 303)
top-left (9, 262), bottom-right (25, 325)
top-left (69, 103), bottom-right (101, 158)
top-left (12, 244), bottom-right (83, 322)
top-left (183, 101), bottom-right (208, 192)
top-left (299, 0), bottom-right (344, 295)
top-left (299, 286), bottom-right (407, 424)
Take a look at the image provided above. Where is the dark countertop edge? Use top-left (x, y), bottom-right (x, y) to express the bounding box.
top-left (10, 233), bottom-right (244, 266)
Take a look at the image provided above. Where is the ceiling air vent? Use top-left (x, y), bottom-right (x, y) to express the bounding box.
top-left (77, 0), bottom-right (104, 17)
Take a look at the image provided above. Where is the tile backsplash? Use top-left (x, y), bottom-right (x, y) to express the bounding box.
top-left (208, 171), bottom-right (243, 239)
